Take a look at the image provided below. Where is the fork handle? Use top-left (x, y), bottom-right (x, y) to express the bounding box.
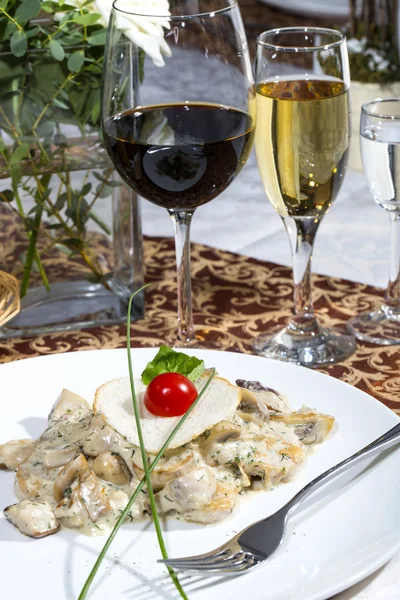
top-left (285, 421), bottom-right (400, 518)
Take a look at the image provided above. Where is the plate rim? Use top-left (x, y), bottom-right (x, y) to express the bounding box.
top-left (0, 346), bottom-right (398, 423)
top-left (0, 347), bottom-right (399, 600)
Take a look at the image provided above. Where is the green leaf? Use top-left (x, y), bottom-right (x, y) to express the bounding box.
top-left (141, 346), bottom-right (205, 385)
top-left (0, 189), bottom-right (13, 202)
top-left (0, 20), bottom-right (17, 43)
top-left (91, 101), bottom-right (100, 123)
top-left (54, 192), bottom-right (67, 211)
top-left (41, 2), bottom-right (54, 13)
top-left (98, 184), bottom-right (114, 198)
top-left (10, 30), bottom-right (27, 57)
top-left (36, 121), bottom-right (55, 137)
top-left (79, 0), bottom-right (97, 7)
top-left (93, 172), bottom-right (119, 185)
top-left (0, 138), bottom-right (4, 153)
top-left (58, 88), bottom-right (69, 100)
top-left (11, 163), bottom-right (22, 186)
top-left (87, 29), bottom-right (107, 46)
top-left (0, 0), bottom-right (9, 9)
top-left (90, 90), bottom-right (101, 123)
top-left (15, 0), bottom-right (41, 23)
top-left (50, 39), bottom-right (65, 61)
top-left (26, 25), bottom-right (40, 39)
top-left (66, 195), bottom-right (90, 232)
top-left (73, 13), bottom-right (101, 26)
top-left (10, 143), bottom-right (29, 165)
top-left (53, 98), bottom-right (69, 110)
top-left (67, 50), bottom-right (85, 72)
top-left (62, 237), bottom-right (85, 251)
top-left (54, 243), bottom-right (74, 257)
top-left (81, 182), bottom-right (92, 196)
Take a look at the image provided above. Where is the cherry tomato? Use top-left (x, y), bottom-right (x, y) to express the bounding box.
top-left (144, 372), bottom-right (198, 417)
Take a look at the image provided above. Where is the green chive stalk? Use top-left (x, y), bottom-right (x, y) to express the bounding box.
top-left (78, 288), bottom-right (215, 600)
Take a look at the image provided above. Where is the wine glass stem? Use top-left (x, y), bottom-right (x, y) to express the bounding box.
top-left (169, 209), bottom-right (195, 345)
top-left (385, 211), bottom-right (400, 311)
top-left (283, 217), bottom-right (320, 334)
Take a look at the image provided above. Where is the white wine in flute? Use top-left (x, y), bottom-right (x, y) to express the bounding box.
top-left (361, 123), bottom-right (400, 211)
top-left (255, 79), bottom-right (350, 220)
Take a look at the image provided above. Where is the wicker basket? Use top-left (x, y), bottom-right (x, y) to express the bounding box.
top-left (0, 271), bottom-right (20, 326)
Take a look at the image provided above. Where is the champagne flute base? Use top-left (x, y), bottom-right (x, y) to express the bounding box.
top-left (252, 324), bottom-right (356, 367)
top-left (347, 308), bottom-right (400, 345)
top-left (170, 338), bottom-right (199, 349)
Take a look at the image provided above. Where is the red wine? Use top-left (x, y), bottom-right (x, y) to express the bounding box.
top-left (104, 103), bottom-right (255, 210)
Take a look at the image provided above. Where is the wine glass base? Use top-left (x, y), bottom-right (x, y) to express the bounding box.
top-left (252, 325), bottom-right (356, 367)
top-left (347, 308), bottom-right (400, 345)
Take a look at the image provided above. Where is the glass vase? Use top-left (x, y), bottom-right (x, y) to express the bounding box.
top-left (0, 47), bottom-right (144, 338)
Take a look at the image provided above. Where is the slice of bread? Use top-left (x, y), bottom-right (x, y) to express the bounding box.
top-left (93, 375), bottom-right (241, 453)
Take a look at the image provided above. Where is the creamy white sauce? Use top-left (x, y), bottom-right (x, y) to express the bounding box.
top-left (3, 390), bottom-right (334, 537)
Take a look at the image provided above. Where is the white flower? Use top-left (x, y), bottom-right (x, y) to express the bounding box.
top-left (54, 0), bottom-right (171, 67)
top-left (347, 37), bottom-right (366, 54)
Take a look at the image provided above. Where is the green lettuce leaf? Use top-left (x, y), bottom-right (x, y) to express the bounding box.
top-left (141, 345), bottom-right (205, 385)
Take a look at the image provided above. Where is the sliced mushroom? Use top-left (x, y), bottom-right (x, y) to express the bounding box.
top-left (54, 453), bottom-right (90, 502)
top-left (16, 462), bottom-right (55, 501)
top-left (154, 467), bottom-right (217, 515)
top-left (49, 389), bottom-right (91, 421)
top-left (108, 489), bottom-right (129, 512)
top-left (43, 444), bottom-right (80, 469)
top-left (0, 439), bottom-right (36, 470)
top-left (236, 388), bottom-right (270, 426)
top-left (270, 410), bottom-right (334, 444)
top-left (55, 470), bottom-right (110, 525)
top-left (134, 449), bottom-right (195, 491)
top-left (236, 380), bottom-right (291, 413)
top-left (92, 452), bottom-right (131, 485)
top-left (83, 415), bottom-right (124, 457)
top-left (233, 463), bottom-right (251, 487)
top-left (5, 500), bottom-right (59, 538)
top-left (243, 461), bottom-right (285, 490)
top-left (108, 489), bottom-right (145, 523)
top-left (55, 490), bottom-right (87, 529)
top-left (242, 441), bottom-right (305, 490)
top-left (183, 482), bottom-right (239, 524)
top-left (201, 420), bottom-right (242, 446)
top-left (79, 471), bottom-right (110, 522)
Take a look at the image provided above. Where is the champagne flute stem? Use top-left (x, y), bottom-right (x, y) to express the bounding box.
top-left (169, 209), bottom-right (195, 345)
top-left (384, 211), bottom-right (400, 311)
top-left (283, 217), bottom-right (321, 334)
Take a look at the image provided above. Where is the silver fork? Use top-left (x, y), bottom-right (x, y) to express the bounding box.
top-left (159, 421), bottom-right (400, 574)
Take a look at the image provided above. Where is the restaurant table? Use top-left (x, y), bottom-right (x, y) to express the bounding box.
top-left (1, 154), bottom-right (399, 600)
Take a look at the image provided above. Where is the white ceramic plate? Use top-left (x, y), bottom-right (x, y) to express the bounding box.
top-left (258, 0), bottom-right (349, 18)
top-left (1, 348), bottom-right (399, 600)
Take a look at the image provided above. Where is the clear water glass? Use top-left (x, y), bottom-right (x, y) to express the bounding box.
top-left (348, 98), bottom-right (400, 345)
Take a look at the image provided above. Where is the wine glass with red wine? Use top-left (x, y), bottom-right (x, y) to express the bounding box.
top-left (102, 0), bottom-right (255, 345)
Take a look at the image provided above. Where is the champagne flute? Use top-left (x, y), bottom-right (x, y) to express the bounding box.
top-left (253, 27), bottom-right (356, 366)
top-left (102, 0), bottom-right (255, 345)
top-left (348, 99), bottom-right (400, 344)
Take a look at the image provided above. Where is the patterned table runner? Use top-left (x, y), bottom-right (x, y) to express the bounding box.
top-left (0, 236), bottom-right (399, 414)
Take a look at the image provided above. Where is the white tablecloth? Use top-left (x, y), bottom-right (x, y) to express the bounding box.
top-left (141, 154), bottom-right (399, 600)
top-left (140, 153), bottom-right (390, 290)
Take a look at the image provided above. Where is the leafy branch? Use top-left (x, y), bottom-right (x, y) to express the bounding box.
top-left (0, 0), bottom-right (115, 295)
